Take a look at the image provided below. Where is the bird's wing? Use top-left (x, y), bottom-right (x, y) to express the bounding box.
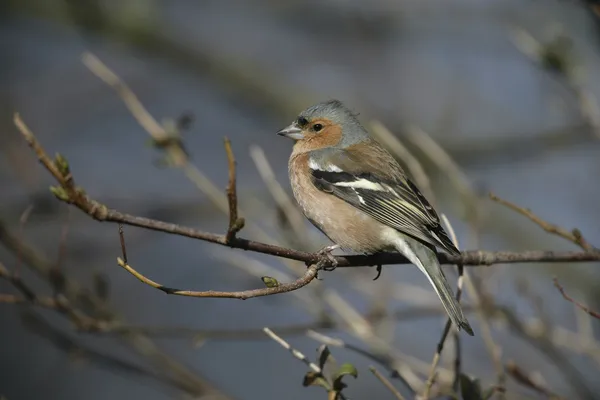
top-left (308, 142), bottom-right (460, 256)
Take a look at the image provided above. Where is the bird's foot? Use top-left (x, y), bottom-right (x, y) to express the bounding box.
top-left (372, 264), bottom-right (383, 281)
top-left (317, 244), bottom-right (340, 271)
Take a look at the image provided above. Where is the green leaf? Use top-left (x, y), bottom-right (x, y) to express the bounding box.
top-left (334, 363), bottom-right (358, 380)
top-left (460, 373), bottom-right (483, 400)
top-left (50, 186), bottom-right (69, 201)
top-left (316, 345), bottom-right (336, 372)
top-left (261, 276), bottom-right (280, 288)
top-left (54, 153), bottom-right (70, 176)
top-left (303, 372), bottom-right (329, 389)
top-left (332, 363), bottom-right (358, 392)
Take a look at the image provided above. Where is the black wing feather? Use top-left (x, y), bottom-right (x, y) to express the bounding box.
top-left (311, 169), bottom-right (460, 256)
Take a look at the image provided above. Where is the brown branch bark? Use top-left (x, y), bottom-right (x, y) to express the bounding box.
top-left (13, 114), bottom-right (600, 271)
top-left (490, 193), bottom-right (597, 252)
top-left (553, 278), bottom-right (600, 319)
top-left (224, 137), bottom-right (245, 242)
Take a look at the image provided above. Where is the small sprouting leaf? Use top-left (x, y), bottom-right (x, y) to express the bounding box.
top-left (460, 373), bottom-right (483, 400)
top-left (303, 371), bottom-right (329, 389)
top-left (334, 363), bottom-right (358, 380)
top-left (50, 186), bottom-right (69, 201)
top-left (332, 363), bottom-right (358, 391)
top-left (317, 345), bottom-right (336, 372)
top-left (261, 276), bottom-right (280, 288)
top-left (54, 153), bottom-right (70, 176)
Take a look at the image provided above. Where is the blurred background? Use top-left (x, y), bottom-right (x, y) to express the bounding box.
top-left (1, 1), bottom-right (600, 399)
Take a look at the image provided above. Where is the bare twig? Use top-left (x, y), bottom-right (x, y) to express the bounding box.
top-left (12, 113), bottom-right (600, 269)
top-left (441, 214), bottom-right (464, 394)
top-left (224, 138), bottom-right (244, 242)
top-left (0, 220), bottom-right (224, 397)
top-left (117, 256), bottom-right (320, 299)
top-left (264, 328), bottom-right (322, 374)
top-left (412, 129), bottom-right (506, 399)
top-left (502, 307), bottom-right (594, 399)
top-left (369, 366), bottom-right (406, 400)
top-left (116, 225), bottom-right (320, 299)
top-left (249, 145), bottom-right (308, 245)
top-left (505, 361), bottom-right (565, 399)
top-left (0, 262), bottom-right (107, 331)
top-left (307, 330), bottom-right (422, 394)
top-left (423, 215), bottom-right (465, 399)
top-left (263, 328), bottom-right (348, 400)
top-left (553, 277), bottom-right (600, 319)
top-left (490, 193), bottom-right (596, 252)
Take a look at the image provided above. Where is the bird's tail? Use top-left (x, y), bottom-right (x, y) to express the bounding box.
top-left (396, 236), bottom-right (474, 336)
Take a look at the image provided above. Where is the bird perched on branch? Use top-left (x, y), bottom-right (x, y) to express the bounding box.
top-left (277, 99), bottom-right (474, 336)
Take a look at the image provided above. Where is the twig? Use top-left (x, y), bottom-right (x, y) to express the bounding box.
top-left (553, 277), bottom-right (600, 319)
top-left (12, 113), bottom-right (600, 269)
top-left (0, 262), bottom-right (107, 331)
top-left (423, 320), bottom-right (453, 398)
top-left (412, 129), bottom-right (506, 399)
top-left (423, 215), bottom-right (464, 399)
top-left (249, 145), bottom-right (308, 245)
top-left (0, 220), bottom-right (222, 397)
top-left (263, 328), bottom-right (322, 374)
top-left (441, 214), bottom-right (464, 394)
top-left (307, 330), bottom-right (422, 394)
top-left (263, 328), bottom-right (348, 400)
top-left (502, 307), bottom-right (594, 399)
top-left (117, 256), bottom-right (320, 299)
top-left (505, 361), bottom-right (565, 399)
top-left (369, 366), bottom-right (406, 400)
top-left (490, 193), bottom-right (596, 252)
top-left (116, 225), bottom-right (321, 299)
top-left (224, 137), bottom-right (244, 242)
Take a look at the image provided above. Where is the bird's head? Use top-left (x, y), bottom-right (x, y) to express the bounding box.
top-left (277, 99), bottom-right (368, 152)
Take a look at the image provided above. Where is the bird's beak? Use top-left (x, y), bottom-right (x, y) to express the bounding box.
top-left (276, 124), bottom-right (304, 140)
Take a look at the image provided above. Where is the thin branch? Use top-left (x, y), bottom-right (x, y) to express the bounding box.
top-left (263, 328), bottom-right (322, 374)
top-left (412, 130), bottom-right (506, 399)
top-left (505, 361), bottom-right (565, 400)
top-left (224, 137), bottom-right (244, 242)
top-left (0, 262), bottom-right (108, 331)
top-left (369, 366), bottom-right (406, 400)
top-left (12, 113), bottom-right (600, 270)
top-left (249, 145), bottom-right (308, 245)
top-left (490, 193), bottom-right (596, 252)
top-left (423, 215), bottom-right (465, 399)
top-left (116, 225), bottom-right (320, 299)
top-left (263, 328), bottom-right (348, 400)
top-left (0, 221), bottom-right (222, 397)
top-left (307, 330), bottom-right (422, 394)
top-left (553, 277), bottom-right (600, 319)
top-left (117, 256), bottom-right (320, 299)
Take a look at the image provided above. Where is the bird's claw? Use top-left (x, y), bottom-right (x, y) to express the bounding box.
top-left (372, 264), bottom-right (383, 280)
top-left (317, 244), bottom-right (340, 271)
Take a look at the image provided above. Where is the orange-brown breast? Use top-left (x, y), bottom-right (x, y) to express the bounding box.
top-left (288, 153), bottom-right (389, 253)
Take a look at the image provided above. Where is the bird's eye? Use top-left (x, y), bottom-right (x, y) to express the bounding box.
top-left (297, 116), bottom-right (308, 127)
top-left (313, 123), bottom-right (323, 132)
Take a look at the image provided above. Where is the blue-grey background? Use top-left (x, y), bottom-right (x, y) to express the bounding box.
top-left (1, 1), bottom-right (600, 399)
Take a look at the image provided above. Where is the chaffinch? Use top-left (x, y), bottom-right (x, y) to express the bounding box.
top-left (277, 99), bottom-right (473, 336)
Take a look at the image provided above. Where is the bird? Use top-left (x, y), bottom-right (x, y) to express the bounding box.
top-left (277, 99), bottom-right (474, 336)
